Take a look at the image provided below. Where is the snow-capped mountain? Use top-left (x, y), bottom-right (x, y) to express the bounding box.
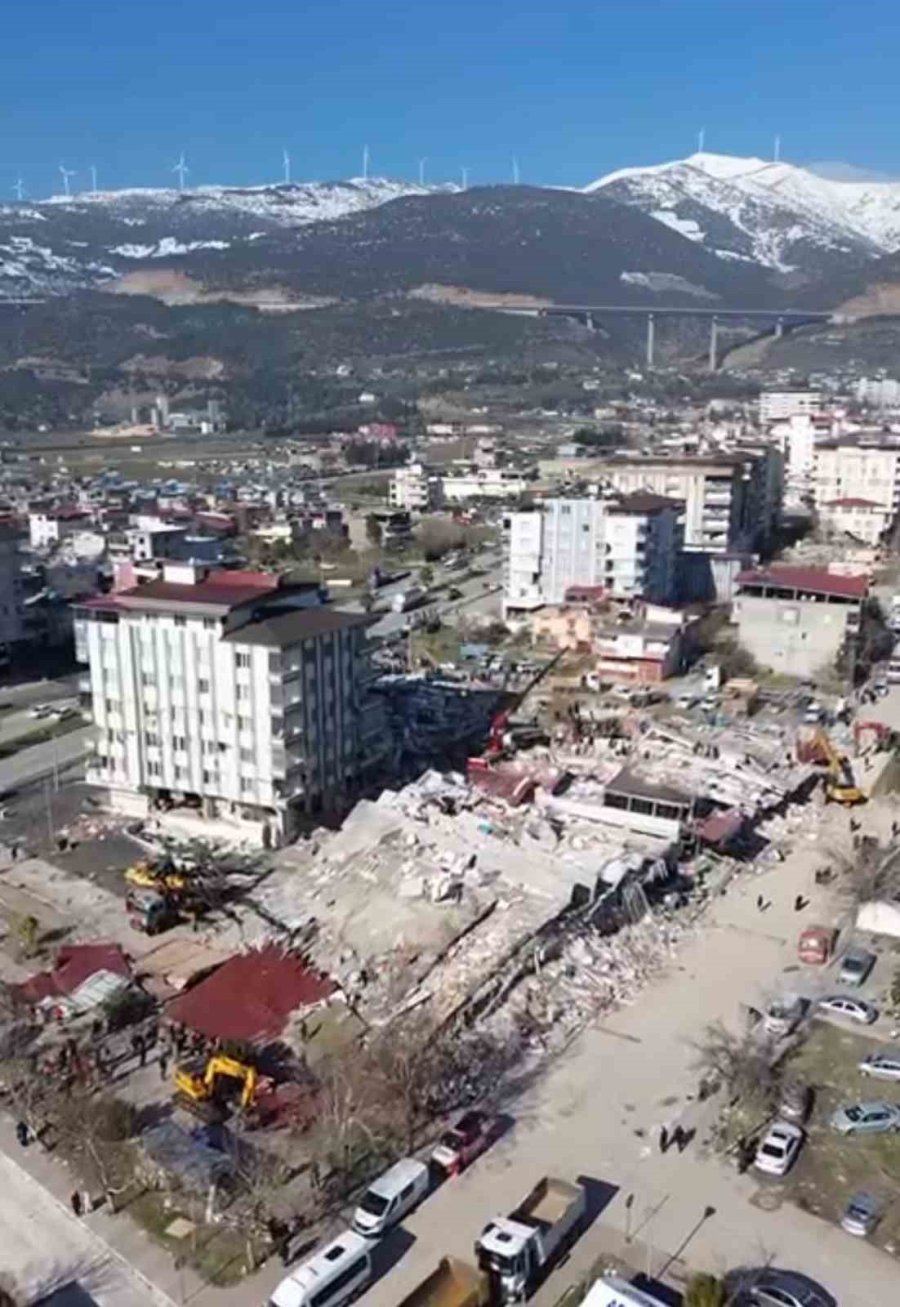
top-left (0, 178), bottom-right (455, 297)
top-left (586, 151), bottom-right (900, 276)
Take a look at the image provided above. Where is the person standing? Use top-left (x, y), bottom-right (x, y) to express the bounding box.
top-left (70, 1191), bottom-right (83, 1218)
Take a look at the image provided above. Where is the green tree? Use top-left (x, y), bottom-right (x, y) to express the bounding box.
top-left (419, 564), bottom-right (434, 588)
top-left (684, 1273), bottom-right (727, 1307)
top-left (16, 914), bottom-right (39, 959)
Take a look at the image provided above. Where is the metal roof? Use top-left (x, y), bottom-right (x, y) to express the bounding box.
top-left (735, 565), bottom-right (868, 601)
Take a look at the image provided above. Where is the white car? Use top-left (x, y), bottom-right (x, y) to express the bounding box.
top-left (753, 1120), bottom-right (804, 1177)
top-left (859, 1048), bottom-right (900, 1081)
top-left (817, 994), bottom-right (879, 1025)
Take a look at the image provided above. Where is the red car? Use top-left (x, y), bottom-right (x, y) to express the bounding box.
top-left (430, 1110), bottom-right (501, 1176)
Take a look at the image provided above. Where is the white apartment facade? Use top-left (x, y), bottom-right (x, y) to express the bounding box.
top-left (442, 467), bottom-right (532, 501)
top-left (503, 494), bottom-right (680, 613)
top-left (74, 564), bottom-right (386, 844)
top-left (29, 508), bottom-right (92, 550)
top-left (388, 463), bottom-right (441, 513)
top-left (812, 439), bottom-right (900, 540)
top-left (759, 389), bottom-right (821, 425)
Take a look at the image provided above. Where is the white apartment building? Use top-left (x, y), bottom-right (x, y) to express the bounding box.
top-left (759, 389), bottom-right (821, 425)
top-left (441, 467), bottom-right (532, 501)
top-left (388, 463), bottom-right (441, 514)
top-left (29, 508), bottom-right (92, 550)
top-left (812, 438), bottom-right (900, 540)
top-left (771, 414), bottom-right (817, 501)
top-left (855, 377), bottom-right (900, 408)
top-left (592, 455), bottom-right (763, 555)
top-left (73, 564), bottom-right (386, 845)
top-left (503, 494), bottom-right (680, 613)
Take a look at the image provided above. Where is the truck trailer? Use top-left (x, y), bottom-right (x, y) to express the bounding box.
top-left (475, 1177), bottom-right (586, 1302)
top-left (397, 1257), bottom-right (491, 1307)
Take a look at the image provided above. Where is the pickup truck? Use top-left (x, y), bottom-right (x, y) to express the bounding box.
top-left (475, 1177), bottom-right (586, 1302)
top-left (397, 1257), bottom-right (490, 1307)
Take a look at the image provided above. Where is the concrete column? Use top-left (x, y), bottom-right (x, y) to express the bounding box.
top-left (708, 315), bottom-right (718, 372)
top-left (646, 313), bottom-right (655, 369)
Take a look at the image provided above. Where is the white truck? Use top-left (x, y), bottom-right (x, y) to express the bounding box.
top-left (391, 585), bottom-right (425, 614)
top-left (475, 1177), bottom-right (586, 1302)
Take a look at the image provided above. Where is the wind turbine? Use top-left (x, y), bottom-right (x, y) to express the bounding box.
top-left (12, 178), bottom-right (25, 202)
top-left (90, 164), bottom-right (98, 193)
top-left (282, 147), bottom-right (291, 184)
top-left (172, 152), bottom-right (188, 190)
top-left (512, 156), bottom-right (520, 185)
top-left (362, 144), bottom-right (370, 180)
top-left (58, 163), bottom-right (76, 198)
top-left (418, 157), bottom-right (427, 186)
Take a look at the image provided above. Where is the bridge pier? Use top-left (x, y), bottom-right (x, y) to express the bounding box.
top-left (774, 317), bottom-right (784, 339)
top-left (585, 312), bottom-right (595, 331)
top-left (646, 313), bottom-right (655, 369)
top-left (708, 315), bottom-right (718, 372)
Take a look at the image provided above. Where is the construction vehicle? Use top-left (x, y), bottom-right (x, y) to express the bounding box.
top-left (476, 1177), bottom-right (586, 1302)
top-left (397, 1258), bottom-right (491, 1307)
top-left (174, 1053), bottom-right (259, 1119)
top-left (815, 728), bottom-right (867, 805)
top-left (124, 858), bottom-right (187, 893)
top-left (126, 886), bottom-right (181, 935)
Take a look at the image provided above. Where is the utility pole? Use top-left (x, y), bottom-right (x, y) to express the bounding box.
top-left (646, 313), bottom-right (656, 369)
top-left (44, 775), bottom-right (54, 844)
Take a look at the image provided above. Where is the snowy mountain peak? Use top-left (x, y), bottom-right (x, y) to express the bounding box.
top-left (586, 150), bottom-right (900, 273)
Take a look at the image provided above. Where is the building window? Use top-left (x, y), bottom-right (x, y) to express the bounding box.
top-left (145, 732), bottom-right (159, 747)
top-left (174, 616), bottom-right (186, 628)
top-left (236, 652), bottom-right (251, 669)
top-left (202, 769), bottom-right (216, 785)
top-left (141, 672), bottom-right (154, 687)
top-left (147, 761), bottom-right (161, 777)
top-left (172, 735), bottom-right (187, 751)
top-left (240, 747), bottom-right (254, 762)
top-left (105, 698), bottom-right (118, 712)
top-left (240, 777), bottom-right (255, 792)
top-left (198, 678), bottom-right (210, 694)
top-left (203, 618), bottom-right (217, 630)
top-left (238, 715), bottom-right (252, 731)
top-left (236, 684), bottom-right (249, 701)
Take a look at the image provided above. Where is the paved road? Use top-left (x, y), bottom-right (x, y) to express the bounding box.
top-left (355, 791), bottom-right (900, 1307)
top-left (0, 724), bottom-right (92, 795)
top-left (0, 1149), bottom-right (176, 1306)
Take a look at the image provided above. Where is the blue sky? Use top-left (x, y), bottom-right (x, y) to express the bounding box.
top-left (3, 0), bottom-right (898, 196)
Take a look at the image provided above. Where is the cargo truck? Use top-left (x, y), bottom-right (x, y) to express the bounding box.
top-left (475, 1177), bottom-right (586, 1302)
top-left (397, 1257), bottom-right (491, 1307)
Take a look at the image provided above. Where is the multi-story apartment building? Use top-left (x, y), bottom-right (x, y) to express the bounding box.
top-left (759, 389), bottom-right (821, 425)
top-left (590, 451), bottom-right (781, 555)
top-left (73, 563), bottom-right (386, 844)
top-left (812, 438), bottom-right (900, 541)
top-left (388, 463), bottom-right (441, 514)
top-left (0, 518), bottom-right (24, 661)
top-left (502, 494), bottom-right (681, 613)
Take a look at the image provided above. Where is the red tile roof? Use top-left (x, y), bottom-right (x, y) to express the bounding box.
top-left (736, 565), bottom-right (868, 601)
top-left (118, 570), bottom-right (279, 611)
top-left (825, 497), bottom-right (882, 509)
top-left (166, 945), bottom-right (335, 1043)
top-left (19, 943), bottom-right (131, 1004)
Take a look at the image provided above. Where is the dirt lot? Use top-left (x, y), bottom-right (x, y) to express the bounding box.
top-left (743, 1022), bottom-right (900, 1255)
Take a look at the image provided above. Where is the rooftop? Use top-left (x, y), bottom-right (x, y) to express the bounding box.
top-left (607, 492), bottom-right (683, 515)
top-left (224, 604), bottom-right (369, 647)
top-left (735, 565), bottom-right (868, 601)
top-left (825, 497), bottom-right (883, 509)
top-left (116, 568), bottom-right (283, 614)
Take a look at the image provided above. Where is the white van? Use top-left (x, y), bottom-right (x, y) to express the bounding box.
top-left (352, 1157), bottom-right (430, 1238)
top-left (269, 1231), bottom-right (372, 1307)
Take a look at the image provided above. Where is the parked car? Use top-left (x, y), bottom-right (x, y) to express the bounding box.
top-left (753, 1121), bottom-right (804, 1176)
top-left (430, 1110), bottom-right (501, 1176)
top-left (840, 1190), bottom-right (880, 1237)
top-left (817, 994), bottom-right (879, 1025)
top-left (446, 587), bottom-right (463, 600)
top-left (797, 925), bottom-right (836, 966)
top-left (859, 1048), bottom-right (900, 1081)
top-left (837, 947), bottom-right (876, 988)
top-left (778, 1080), bottom-right (813, 1124)
top-left (802, 701), bottom-right (825, 725)
top-left (725, 1267), bottom-right (835, 1307)
top-left (829, 1101), bottom-right (900, 1136)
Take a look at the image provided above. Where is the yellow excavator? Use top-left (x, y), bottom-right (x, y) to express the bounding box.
top-left (815, 728), bottom-right (867, 806)
top-left (174, 1053), bottom-right (259, 1119)
top-left (124, 858), bottom-right (188, 893)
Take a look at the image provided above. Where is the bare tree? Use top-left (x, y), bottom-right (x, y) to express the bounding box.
top-left (691, 1021), bottom-right (780, 1109)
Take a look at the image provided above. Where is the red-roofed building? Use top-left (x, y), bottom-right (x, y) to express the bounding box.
top-left (167, 945), bottom-right (334, 1043)
top-left (18, 943), bottom-right (131, 1007)
top-left (819, 496), bottom-right (890, 546)
top-left (733, 564), bottom-right (867, 679)
top-left (73, 562), bottom-right (388, 843)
